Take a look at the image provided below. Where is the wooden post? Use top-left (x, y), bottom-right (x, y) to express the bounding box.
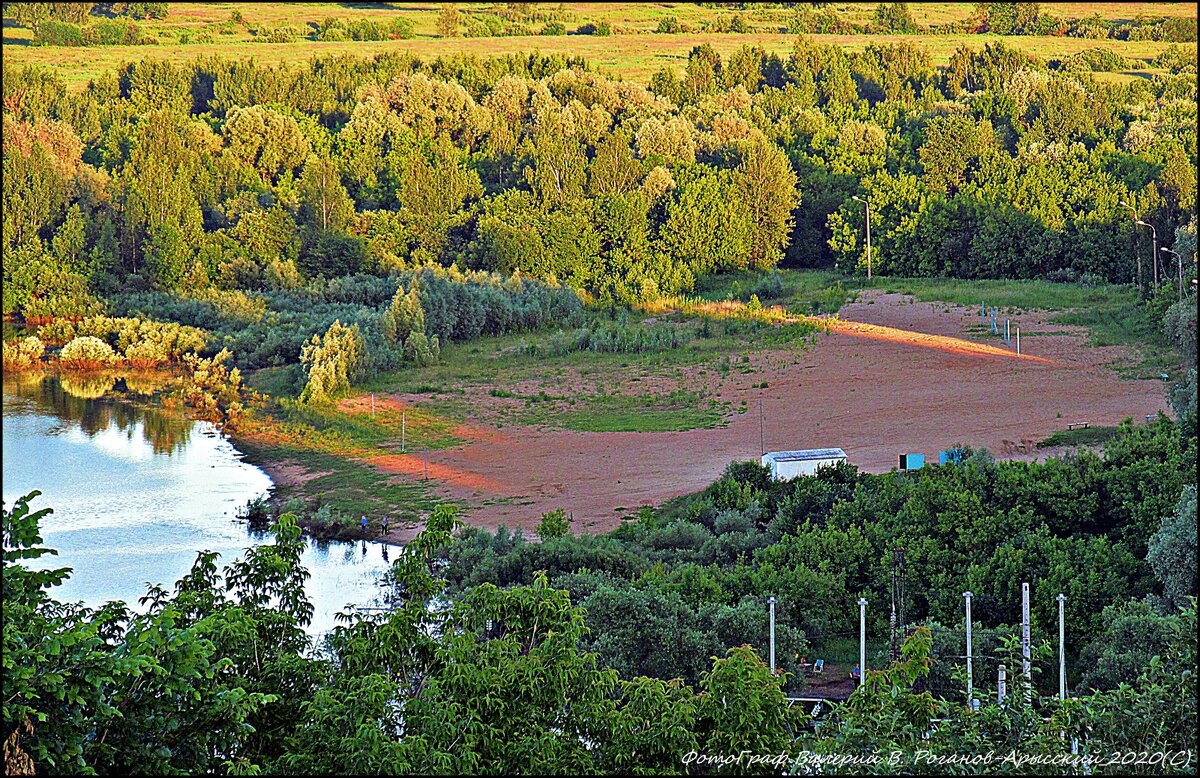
top-left (402, 411), bottom-right (406, 453)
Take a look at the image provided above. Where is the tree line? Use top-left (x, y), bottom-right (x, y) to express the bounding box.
top-left (4, 37), bottom-right (1195, 325)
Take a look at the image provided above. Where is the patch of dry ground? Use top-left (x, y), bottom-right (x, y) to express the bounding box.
top-left (378, 291), bottom-right (1168, 535)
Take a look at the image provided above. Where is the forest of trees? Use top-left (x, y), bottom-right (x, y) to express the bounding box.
top-left (3, 35), bottom-right (1196, 398)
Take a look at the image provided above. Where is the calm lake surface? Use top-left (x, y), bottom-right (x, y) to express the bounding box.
top-left (2, 372), bottom-right (393, 634)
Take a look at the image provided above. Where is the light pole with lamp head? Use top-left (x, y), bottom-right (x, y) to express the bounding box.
top-left (1136, 220), bottom-right (1158, 288)
top-left (852, 196), bottom-right (871, 280)
top-left (1161, 247), bottom-right (1184, 302)
top-left (1118, 201), bottom-right (1144, 291)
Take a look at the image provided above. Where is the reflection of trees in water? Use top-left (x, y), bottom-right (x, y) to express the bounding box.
top-left (2, 372), bottom-right (194, 455)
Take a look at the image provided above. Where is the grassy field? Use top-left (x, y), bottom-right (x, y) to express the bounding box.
top-left (851, 274), bottom-right (1177, 379)
top-left (1037, 423), bottom-right (1121, 449)
top-left (2, 2), bottom-right (1193, 89)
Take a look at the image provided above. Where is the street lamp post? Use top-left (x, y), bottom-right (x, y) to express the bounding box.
top-left (1136, 220), bottom-right (1158, 288)
top-left (1056, 594), bottom-right (1067, 701)
top-left (768, 597), bottom-right (776, 674)
top-left (1118, 201), bottom-right (1144, 291)
top-left (852, 195), bottom-right (872, 280)
top-left (1161, 247), bottom-right (1184, 302)
top-left (964, 591), bottom-right (974, 706)
top-left (857, 597), bottom-right (868, 687)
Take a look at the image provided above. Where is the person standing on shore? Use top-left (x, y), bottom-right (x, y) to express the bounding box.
top-left (382, 516), bottom-right (390, 536)
top-left (361, 515), bottom-right (368, 534)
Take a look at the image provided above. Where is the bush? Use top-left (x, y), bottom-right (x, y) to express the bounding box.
top-left (403, 330), bottom-right (440, 367)
top-left (32, 20), bottom-right (87, 47)
top-left (656, 17), bottom-right (681, 34)
top-left (528, 321), bottom-right (692, 357)
top-left (36, 320), bottom-right (76, 346)
top-left (537, 508), bottom-right (571, 540)
top-left (540, 21), bottom-right (566, 36)
top-left (299, 320), bottom-right (365, 405)
top-left (180, 348), bottom-right (245, 428)
top-left (58, 336), bottom-right (117, 369)
top-left (2, 337), bottom-right (46, 370)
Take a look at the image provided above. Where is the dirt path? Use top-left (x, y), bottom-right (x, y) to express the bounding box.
top-left (367, 292), bottom-right (1171, 535)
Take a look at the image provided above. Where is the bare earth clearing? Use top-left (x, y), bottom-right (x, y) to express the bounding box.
top-left (277, 292), bottom-right (1171, 537)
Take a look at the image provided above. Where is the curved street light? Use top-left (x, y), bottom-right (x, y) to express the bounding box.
top-left (1161, 246), bottom-right (1185, 301)
top-left (1118, 201), bottom-right (1145, 291)
top-left (1135, 220), bottom-right (1159, 288)
top-left (851, 195), bottom-right (872, 280)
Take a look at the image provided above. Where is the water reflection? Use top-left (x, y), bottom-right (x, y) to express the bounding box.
top-left (4, 372), bottom-right (193, 456)
top-left (2, 371), bottom-right (392, 634)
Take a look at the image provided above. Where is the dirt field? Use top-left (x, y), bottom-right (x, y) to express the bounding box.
top-left (362, 291), bottom-right (1171, 535)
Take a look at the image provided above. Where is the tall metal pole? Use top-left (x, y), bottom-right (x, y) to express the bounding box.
top-left (768, 596), bottom-right (777, 674)
top-left (1120, 201), bottom-right (1143, 292)
top-left (852, 196), bottom-right (872, 279)
top-left (1021, 582), bottom-right (1032, 703)
top-left (964, 591), bottom-right (974, 705)
top-left (865, 200), bottom-right (872, 280)
top-left (1150, 222), bottom-right (1158, 288)
top-left (1057, 593), bottom-right (1067, 701)
top-left (1163, 247), bottom-right (1184, 302)
top-left (858, 597), bottom-right (868, 686)
top-left (759, 397), bottom-right (765, 456)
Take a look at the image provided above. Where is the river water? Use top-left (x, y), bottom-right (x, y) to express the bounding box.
top-left (2, 372), bottom-right (393, 634)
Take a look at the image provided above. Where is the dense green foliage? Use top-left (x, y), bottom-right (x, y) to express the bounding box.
top-left (4, 421), bottom-right (1196, 774)
top-left (4, 36), bottom-right (1193, 319)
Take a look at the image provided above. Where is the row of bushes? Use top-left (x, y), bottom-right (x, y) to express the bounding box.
top-left (37, 316), bottom-right (207, 366)
top-left (403, 267), bottom-right (586, 345)
top-left (525, 321), bottom-right (694, 357)
top-left (313, 17), bottom-right (414, 42)
top-left (32, 18), bottom-right (152, 47)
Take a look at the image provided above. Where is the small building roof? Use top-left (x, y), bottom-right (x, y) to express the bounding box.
top-left (764, 448), bottom-right (847, 462)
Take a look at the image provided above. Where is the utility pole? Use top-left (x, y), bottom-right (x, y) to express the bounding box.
top-left (768, 597), bottom-right (777, 674)
top-left (858, 597), bottom-right (868, 686)
top-left (759, 397), bottom-right (765, 455)
top-left (1022, 582), bottom-right (1032, 703)
top-left (964, 591), bottom-right (974, 706)
top-left (1057, 593), bottom-right (1067, 701)
top-left (852, 195), bottom-right (872, 279)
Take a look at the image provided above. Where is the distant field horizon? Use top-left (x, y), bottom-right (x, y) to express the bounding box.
top-left (3, 1), bottom-right (1195, 88)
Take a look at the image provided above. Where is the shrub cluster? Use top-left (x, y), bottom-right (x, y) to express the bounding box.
top-left (527, 321), bottom-right (693, 357)
top-left (1, 336), bottom-right (45, 370)
top-left (298, 320), bottom-right (365, 405)
top-left (57, 336), bottom-right (117, 368)
top-left (315, 17), bottom-right (414, 42)
top-left (33, 18), bottom-right (153, 47)
top-left (57, 316), bottom-right (208, 366)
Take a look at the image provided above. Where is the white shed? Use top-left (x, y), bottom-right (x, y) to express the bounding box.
top-left (761, 448), bottom-right (848, 480)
